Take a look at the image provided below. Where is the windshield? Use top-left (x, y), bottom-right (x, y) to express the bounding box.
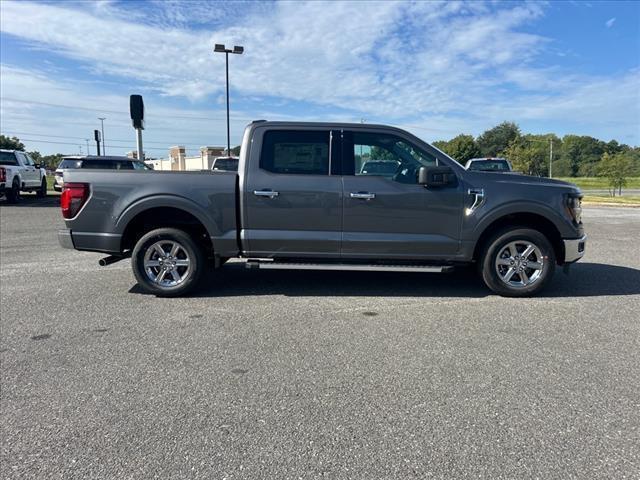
top-left (0, 151), bottom-right (18, 166)
top-left (58, 159), bottom-right (83, 169)
top-left (469, 160), bottom-right (511, 171)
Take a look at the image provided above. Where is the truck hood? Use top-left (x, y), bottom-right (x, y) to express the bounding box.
top-left (466, 171), bottom-right (581, 193)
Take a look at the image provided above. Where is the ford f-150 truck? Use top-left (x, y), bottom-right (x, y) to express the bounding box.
top-left (58, 121), bottom-right (585, 297)
top-left (1, 149), bottom-right (48, 202)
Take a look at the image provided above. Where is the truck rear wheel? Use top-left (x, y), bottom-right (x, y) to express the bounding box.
top-left (131, 228), bottom-right (205, 297)
top-left (5, 179), bottom-right (20, 203)
top-left (480, 228), bottom-right (555, 297)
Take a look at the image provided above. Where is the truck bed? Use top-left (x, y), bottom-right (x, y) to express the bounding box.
top-left (61, 169), bottom-right (238, 255)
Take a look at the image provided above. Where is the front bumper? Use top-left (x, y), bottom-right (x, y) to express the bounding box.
top-left (563, 235), bottom-right (586, 263)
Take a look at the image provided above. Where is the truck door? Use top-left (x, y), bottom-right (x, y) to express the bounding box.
top-left (242, 128), bottom-right (342, 257)
top-left (17, 152), bottom-right (39, 187)
top-left (341, 129), bottom-right (464, 259)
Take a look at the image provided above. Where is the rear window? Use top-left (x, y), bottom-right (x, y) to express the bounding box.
top-left (58, 159), bottom-right (83, 169)
top-left (213, 159), bottom-right (238, 171)
top-left (81, 160), bottom-right (114, 169)
top-left (260, 130), bottom-right (329, 175)
top-left (469, 160), bottom-right (510, 171)
top-left (0, 151), bottom-right (18, 166)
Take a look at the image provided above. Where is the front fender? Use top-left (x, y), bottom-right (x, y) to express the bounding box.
top-left (468, 199), bottom-right (575, 240)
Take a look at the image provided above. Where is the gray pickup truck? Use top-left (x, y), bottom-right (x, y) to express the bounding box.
top-left (58, 121), bottom-right (585, 297)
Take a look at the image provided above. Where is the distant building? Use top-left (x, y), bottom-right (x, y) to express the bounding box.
top-left (146, 146), bottom-right (227, 171)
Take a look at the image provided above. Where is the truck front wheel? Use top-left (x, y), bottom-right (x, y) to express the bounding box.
top-left (480, 228), bottom-right (556, 297)
top-left (131, 228), bottom-right (205, 297)
top-left (36, 177), bottom-right (48, 198)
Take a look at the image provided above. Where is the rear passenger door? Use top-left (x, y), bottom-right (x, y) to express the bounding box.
top-left (243, 128), bottom-right (342, 258)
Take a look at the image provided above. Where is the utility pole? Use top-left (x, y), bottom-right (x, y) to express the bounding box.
top-left (85, 139), bottom-right (89, 155)
top-left (549, 137), bottom-right (553, 178)
top-left (98, 117), bottom-right (106, 155)
top-left (214, 44), bottom-right (244, 156)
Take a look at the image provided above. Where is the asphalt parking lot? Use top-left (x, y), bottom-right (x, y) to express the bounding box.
top-left (1, 196), bottom-right (639, 479)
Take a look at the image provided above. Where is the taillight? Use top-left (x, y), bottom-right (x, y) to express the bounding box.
top-left (0, 167), bottom-right (6, 183)
top-left (61, 183), bottom-right (90, 219)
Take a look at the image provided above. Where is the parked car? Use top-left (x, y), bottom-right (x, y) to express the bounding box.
top-left (465, 157), bottom-right (513, 172)
top-left (58, 121), bottom-right (585, 297)
top-left (359, 160), bottom-right (400, 176)
top-left (211, 156), bottom-right (239, 172)
top-left (0, 149), bottom-right (48, 202)
top-left (54, 156), bottom-right (152, 191)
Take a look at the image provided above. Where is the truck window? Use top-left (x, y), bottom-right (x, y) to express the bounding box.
top-left (82, 160), bottom-right (115, 169)
top-left (260, 130), bottom-right (330, 175)
top-left (0, 152), bottom-right (19, 166)
top-left (345, 132), bottom-right (437, 184)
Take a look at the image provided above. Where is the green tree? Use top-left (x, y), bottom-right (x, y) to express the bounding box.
top-left (41, 153), bottom-right (64, 170)
top-left (29, 151), bottom-right (42, 164)
top-left (476, 122), bottom-right (521, 157)
top-left (598, 152), bottom-right (633, 196)
top-left (432, 134), bottom-right (480, 164)
top-left (0, 135), bottom-right (25, 151)
top-left (230, 145), bottom-right (241, 156)
top-left (561, 135), bottom-right (605, 177)
top-left (504, 135), bottom-right (549, 176)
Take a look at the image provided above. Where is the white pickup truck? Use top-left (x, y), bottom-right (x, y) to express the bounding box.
top-left (0, 149), bottom-right (48, 202)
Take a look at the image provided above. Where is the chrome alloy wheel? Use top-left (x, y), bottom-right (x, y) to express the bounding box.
top-left (143, 240), bottom-right (191, 288)
top-left (494, 240), bottom-right (545, 289)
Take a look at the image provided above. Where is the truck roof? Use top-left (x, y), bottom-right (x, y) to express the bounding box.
top-left (249, 120), bottom-right (403, 130)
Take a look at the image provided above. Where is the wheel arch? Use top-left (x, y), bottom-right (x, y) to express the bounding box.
top-left (118, 200), bottom-right (216, 255)
top-left (472, 212), bottom-right (565, 265)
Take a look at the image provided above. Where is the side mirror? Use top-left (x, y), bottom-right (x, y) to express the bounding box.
top-left (418, 166), bottom-right (456, 187)
top-left (34, 163), bottom-right (41, 169)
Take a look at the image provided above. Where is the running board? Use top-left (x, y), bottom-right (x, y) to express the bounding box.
top-left (245, 260), bottom-right (453, 273)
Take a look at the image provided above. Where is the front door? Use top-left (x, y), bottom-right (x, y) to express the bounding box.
top-left (18, 152), bottom-right (39, 187)
top-left (341, 130), bottom-right (464, 259)
top-left (243, 128), bottom-right (342, 258)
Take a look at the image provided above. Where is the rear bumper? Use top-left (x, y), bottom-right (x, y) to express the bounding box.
top-left (58, 229), bottom-right (122, 253)
top-left (563, 235), bottom-right (586, 263)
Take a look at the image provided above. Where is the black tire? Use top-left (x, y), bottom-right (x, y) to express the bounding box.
top-left (131, 228), bottom-right (206, 297)
top-left (5, 179), bottom-right (20, 204)
top-left (36, 177), bottom-right (47, 198)
top-left (480, 228), bottom-right (556, 297)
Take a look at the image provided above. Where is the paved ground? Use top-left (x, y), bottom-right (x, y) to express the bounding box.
top-left (1, 197), bottom-right (639, 479)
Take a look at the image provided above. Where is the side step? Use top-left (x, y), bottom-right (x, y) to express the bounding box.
top-left (245, 260), bottom-right (453, 273)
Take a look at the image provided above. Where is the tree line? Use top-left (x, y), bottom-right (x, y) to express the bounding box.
top-left (432, 122), bottom-right (639, 194)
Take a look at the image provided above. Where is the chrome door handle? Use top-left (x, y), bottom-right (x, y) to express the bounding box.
top-left (350, 192), bottom-right (375, 200)
top-left (253, 189), bottom-right (279, 198)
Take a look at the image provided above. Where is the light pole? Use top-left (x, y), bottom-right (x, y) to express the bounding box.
top-left (98, 117), bottom-right (106, 155)
top-left (214, 44), bottom-right (244, 156)
top-left (85, 139), bottom-right (89, 155)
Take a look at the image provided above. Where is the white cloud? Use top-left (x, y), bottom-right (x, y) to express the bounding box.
top-left (0, 0), bottom-right (638, 152)
top-left (605, 17), bottom-right (616, 28)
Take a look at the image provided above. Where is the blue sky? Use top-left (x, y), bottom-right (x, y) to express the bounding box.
top-left (1, 0), bottom-right (639, 156)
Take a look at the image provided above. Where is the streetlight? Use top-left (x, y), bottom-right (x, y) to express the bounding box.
top-left (213, 43), bottom-right (244, 156)
top-left (98, 117), bottom-right (106, 155)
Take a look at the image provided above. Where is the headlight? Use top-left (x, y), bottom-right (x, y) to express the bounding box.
top-left (565, 193), bottom-right (583, 225)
